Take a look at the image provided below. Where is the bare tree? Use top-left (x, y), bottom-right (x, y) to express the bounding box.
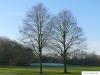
top-left (19, 3), bottom-right (52, 74)
top-left (51, 10), bottom-right (85, 73)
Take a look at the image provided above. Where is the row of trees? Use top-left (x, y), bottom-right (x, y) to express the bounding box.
top-left (0, 38), bottom-right (99, 67)
top-left (19, 3), bottom-right (86, 74)
top-left (68, 51), bottom-right (100, 66)
top-left (0, 37), bottom-right (99, 67)
top-left (33, 51), bottom-right (100, 66)
top-left (0, 37), bottom-right (34, 66)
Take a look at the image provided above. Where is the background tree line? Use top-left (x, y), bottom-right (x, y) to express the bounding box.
top-left (0, 37), bottom-right (99, 67)
top-left (0, 37), bottom-right (34, 66)
top-left (32, 51), bottom-right (100, 66)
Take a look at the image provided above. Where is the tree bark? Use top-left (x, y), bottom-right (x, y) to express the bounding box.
top-left (39, 48), bottom-right (43, 74)
top-left (63, 29), bottom-right (67, 73)
top-left (40, 56), bottom-right (42, 74)
top-left (64, 55), bottom-right (67, 73)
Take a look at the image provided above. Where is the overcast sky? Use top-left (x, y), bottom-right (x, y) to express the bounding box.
top-left (0, 0), bottom-right (100, 54)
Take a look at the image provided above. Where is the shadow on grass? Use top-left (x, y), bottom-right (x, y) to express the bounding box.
top-left (34, 71), bottom-right (80, 75)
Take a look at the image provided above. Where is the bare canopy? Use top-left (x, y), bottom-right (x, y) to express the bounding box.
top-left (51, 10), bottom-right (85, 73)
top-left (19, 3), bottom-right (53, 74)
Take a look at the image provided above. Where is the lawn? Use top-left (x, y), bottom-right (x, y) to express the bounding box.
top-left (0, 66), bottom-right (100, 75)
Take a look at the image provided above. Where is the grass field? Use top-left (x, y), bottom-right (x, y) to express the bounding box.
top-left (0, 66), bottom-right (100, 75)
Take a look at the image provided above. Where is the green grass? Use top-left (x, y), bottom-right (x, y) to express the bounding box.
top-left (0, 66), bottom-right (99, 75)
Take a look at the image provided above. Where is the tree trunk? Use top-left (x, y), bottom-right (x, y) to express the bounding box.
top-left (40, 56), bottom-right (42, 74)
top-left (64, 55), bottom-right (67, 73)
top-left (63, 29), bottom-right (67, 73)
top-left (39, 49), bottom-right (43, 74)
